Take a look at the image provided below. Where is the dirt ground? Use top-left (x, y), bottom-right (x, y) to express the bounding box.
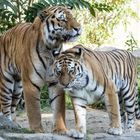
top-left (1, 108), bottom-right (140, 140)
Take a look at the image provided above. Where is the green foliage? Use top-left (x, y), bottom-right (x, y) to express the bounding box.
top-left (0, 0), bottom-right (32, 32)
top-left (126, 33), bottom-right (138, 51)
top-left (40, 86), bottom-right (73, 110)
top-left (40, 85), bottom-right (50, 109)
top-left (0, 0), bottom-right (113, 33)
top-left (77, 0), bottom-right (139, 47)
top-left (25, 0), bottom-right (113, 22)
top-left (25, 0), bottom-right (91, 22)
top-left (91, 101), bottom-right (105, 109)
top-left (65, 93), bottom-right (73, 109)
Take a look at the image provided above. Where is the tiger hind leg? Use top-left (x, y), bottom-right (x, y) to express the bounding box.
top-left (11, 79), bottom-right (23, 124)
top-left (105, 82), bottom-right (122, 135)
top-left (0, 75), bottom-right (13, 120)
top-left (118, 92), bottom-right (127, 131)
top-left (0, 74), bottom-right (20, 129)
top-left (123, 90), bottom-right (136, 132)
top-left (135, 86), bottom-right (140, 119)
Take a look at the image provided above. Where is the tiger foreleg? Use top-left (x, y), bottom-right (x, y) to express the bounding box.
top-left (105, 82), bottom-right (122, 135)
top-left (23, 81), bottom-right (44, 133)
top-left (48, 84), bottom-right (67, 134)
top-left (66, 98), bottom-right (86, 139)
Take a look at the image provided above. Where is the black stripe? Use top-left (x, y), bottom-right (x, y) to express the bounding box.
top-left (46, 20), bottom-right (50, 32)
top-left (101, 76), bottom-right (106, 96)
top-left (75, 104), bottom-right (86, 109)
top-left (90, 81), bottom-right (98, 92)
top-left (29, 79), bottom-right (40, 91)
top-left (125, 101), bottom-right (135, 109)
top-left (122, 87), bottom-right (130, 98)
top-left (2, 111), bottom-right (10, 115)
top-left (36, 40), bottom-right (46, 70)
top-left (121, 77), bottom-right (128, 90)
top-left (11, 104), bottom-right (17, 107)
top-left (1, 103), bottom-right (11, 107)
top-left (1, 82), bottom-right (13, 93)
top-left (48, 82), bottom-right (58, 87)
top-left (12, 95), bottom-right (21, 99)
top-left (124, 94), bottom-right (133, 101)
top-left (105, 54), bottom-right (113, 78)
top-left (30, 58), bottom-right (44, 80)
top-left (3, 74), bottom-right (13, 84)
top-left (53, 9), bottom-right (58, 13)
top-left (72, 96), bottom-right (87, 102)
top-left (51, 20), bottom-right (55, 29)
top-left (22, 25), bottom-right (30, 43)
top-left (1, 93), bottom-right (12, 100)
top-left (49, 94), bottom-right (60, 104)
top-left (1, 87), bottom-right (11, 95)
top-left (3, 37), bottom-right (7, 65)
top-left (107, 52), bottom-right (119, 74)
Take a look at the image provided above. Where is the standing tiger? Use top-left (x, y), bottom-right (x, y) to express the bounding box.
top-left (52, 44), bottom-right (140, 138)
top-left (0, 6), bottom-right (81, 132)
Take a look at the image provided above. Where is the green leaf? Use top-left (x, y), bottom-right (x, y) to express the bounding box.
top-left (89, 6), bottom-right (95, 17)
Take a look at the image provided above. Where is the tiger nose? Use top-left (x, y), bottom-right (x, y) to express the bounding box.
top-left (59, 78), bottom-right (69, 87)
top-left (61, 82), bottom-right (69, 87)
top-left (73, 27), bottom-right (82, 35)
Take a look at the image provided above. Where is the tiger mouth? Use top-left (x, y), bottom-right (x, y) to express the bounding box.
top-left (64, 33), bottom-right (80, 41)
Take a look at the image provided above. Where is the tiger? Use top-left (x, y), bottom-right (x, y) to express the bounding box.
top-left (0, 5), bottom-right (81, 132)
top-left (52, 44), bottom-right (140, 138)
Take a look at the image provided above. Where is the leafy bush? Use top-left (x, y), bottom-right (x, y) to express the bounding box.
top-left (40, 85), bottom-right (50, 109)
top-left (76, 0), bottom-right (139, 47)
top-left (0, 0), bottom-right (113, 33)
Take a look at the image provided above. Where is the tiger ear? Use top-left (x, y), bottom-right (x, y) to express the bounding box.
top-left (58, 4), bottom-right (73, 10)
top-left (38, 10), bottom-right (48, 22)
top-left (74, 45), bottom-right (83, 59)
top-left (52, 50), bottom-right (60, 58)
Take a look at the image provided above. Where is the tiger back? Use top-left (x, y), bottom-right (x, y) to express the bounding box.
top-left (52, 44), bottom-right (140, 138)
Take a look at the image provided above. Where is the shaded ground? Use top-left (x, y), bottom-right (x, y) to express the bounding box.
top-left (0, 108), bottom-right (140, 139)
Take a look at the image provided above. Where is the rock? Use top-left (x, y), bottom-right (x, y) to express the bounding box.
top-left (3, 133), bottom-right (74, 140)
top-left (0, 109), bottom-right (140, 140)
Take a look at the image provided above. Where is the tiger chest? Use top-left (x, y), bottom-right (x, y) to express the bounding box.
top-left (70, 84), bottom-right (104, 105)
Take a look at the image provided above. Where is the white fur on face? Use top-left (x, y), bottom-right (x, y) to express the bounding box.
top-left (55, 11), bottom-right (66, 21)
top-left (43, 25), bottom-right (57, 45)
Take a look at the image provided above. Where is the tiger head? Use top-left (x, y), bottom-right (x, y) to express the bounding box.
top-left (52, 45), bottom-right (89, 90)
top-left (35, 5), bottom-right (81, 47)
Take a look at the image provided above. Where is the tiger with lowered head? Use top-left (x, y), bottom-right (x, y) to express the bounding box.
top-left (0, 6), bottom-right (81, 132)
top-left (52, 44), bottom-right (140, 138)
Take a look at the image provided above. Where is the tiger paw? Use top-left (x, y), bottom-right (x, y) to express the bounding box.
top-left (0, 115), bottom-right (21, 130)
top-left (121, 121), bottom-right (127, 132)
top-left (53, 128), bottom-right (68, 135)
top-left (107, 127), bottom-right (123, 135)
top-left (66, 129), bottom-right (85, 139)
top-left (32, 127), bottom-right (44, 133)
top-left (125, 124), bottom-right (135, 133)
